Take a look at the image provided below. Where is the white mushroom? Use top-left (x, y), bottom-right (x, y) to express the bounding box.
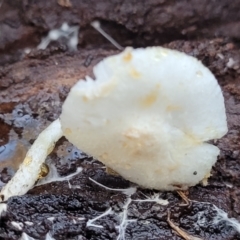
top-left (0, 47), bottom-right (228, 201)
top-left (61, 47), bottom-right (228, 190)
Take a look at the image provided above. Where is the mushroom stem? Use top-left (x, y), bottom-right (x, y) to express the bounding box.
top-left (0, 119), bottom-right (63, 202)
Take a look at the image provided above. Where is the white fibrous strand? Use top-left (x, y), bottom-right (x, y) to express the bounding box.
top-left (0, 203), bottom-right (7, 216)
top-left (133, 193), bottom-right (169, 206)
top-left (89, 177), bottom-right (137, 239)
top-left (189, 199), bottom-right (240, 236)
top-left (91, 21), bottom-right (123, 50)
top-left (88, 177), bottom-right (168, 239)
top-left (36, 165), bottom-right (82, 186)
top-left (0, 119), bottom-right (63, 201)
top-left (116, 197), bottom-right (136, 240)
top-left (87, 208), bottom-right (113, 228)
top-left (38, 22), bottom-right (79, 51)
top-left (213, 205), bottom-right (240, 234)
top-left (20, 233), bottom-right (36, 240)
top-left (116, 192), bottom-right (169, 240)
top-left (88, 177), bottom-right (137, 195)
top-left (45, 233), bottom-right (56, 240)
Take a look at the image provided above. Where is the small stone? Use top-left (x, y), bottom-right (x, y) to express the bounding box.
top-left (232, 150), bottom-right (239, 159)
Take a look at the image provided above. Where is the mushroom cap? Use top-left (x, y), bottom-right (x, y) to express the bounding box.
top-left (60, 47), bottom-right (228, 190)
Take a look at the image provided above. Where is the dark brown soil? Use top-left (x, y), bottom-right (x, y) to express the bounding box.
top-left (0, 1), bottom-right (240, 240)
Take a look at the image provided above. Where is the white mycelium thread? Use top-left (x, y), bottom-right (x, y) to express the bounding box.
top-left (36, 166), bottom-right (82, 186)
top-left (89, 177), bottom-right (137, 195)
top-left (87, 208), bottom-right (113, 228)
top-left (0, 203), bottom-right (7, 216)
top-left (38, 22), bottom-right (79, 51)
top-left (91, 21), bottom-right (123, 50)
top-left (88, 177), bottom-right (168, 239)
top-left (213, 205), bottom-right (240, 234)
top-left (20, 233), bottom-right (35, 240)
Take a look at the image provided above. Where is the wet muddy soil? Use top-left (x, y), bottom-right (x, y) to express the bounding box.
top-left (0, 1), bottom-right (240, 240)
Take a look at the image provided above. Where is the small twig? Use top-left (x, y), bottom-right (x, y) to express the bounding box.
top-left (167, 209), bottom-right (203, 240)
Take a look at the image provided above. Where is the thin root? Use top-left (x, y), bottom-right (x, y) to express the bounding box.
top-left (167, 209), bottom-right (203, 240)
top-left (177, 190), bottom-right (190, 206)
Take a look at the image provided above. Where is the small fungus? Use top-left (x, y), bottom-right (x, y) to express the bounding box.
top-left (61, 47), bottom-right (228, 190)
top-left (0, 47), bottom-right (228, 201)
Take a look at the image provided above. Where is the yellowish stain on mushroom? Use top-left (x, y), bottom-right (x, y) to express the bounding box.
top-left (99, 80), bottom-right (117, 96)
top-left (23, 156), bottom-right (32, 166)
top-left (64, 128), bottom-right (72, 135)
top-left (47, 143), bottom-right (55, 155)
top-left (123, 52), bottom-right (132, 62)
top-left (141, 88), bottom-right (158, 107)
top-left (122, 128), bottom-right (155, 157)
top-left (185, 131), bottom-right (201, 144)
top-left (201, 172), bottom-right (211, 186)
top-left (130, 68), bottom-right (141, 79)
top-left (124, 128), bottom-right (140, 139)
top-left (122, 129), bottom-right (144, 156)
top-left (100, 152), bottom-right (109, 161)
top-left (82, 95), bottom-right (89, 102)
top-left (154, 168), bottom-right (163, 174)
top-left (38, 163), bottom-right (49, 179)
top-left (168, 163), bottom-right (180, 172)
top-left (124, 163), bottom-right (131, 169)
top-left (166, 105), bottom-right (180, 112)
